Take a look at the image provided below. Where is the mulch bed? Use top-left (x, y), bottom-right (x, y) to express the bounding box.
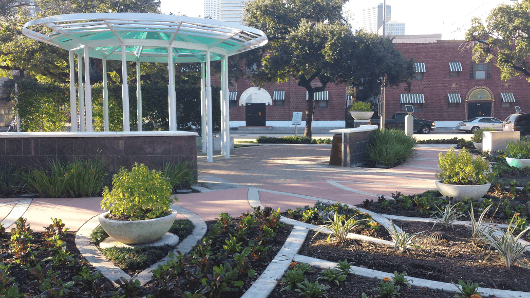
top-left (297, 221), bottom-right (530, 293)
top-left (269, 265), bottom-right (456, 298)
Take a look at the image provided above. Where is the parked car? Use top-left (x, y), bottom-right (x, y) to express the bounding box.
top-left (503, 113), bottom-right (530, 136)
top-left (369, 112), bottom-right (435, 134)
top-left (455, 117), bottom-right (503, 133)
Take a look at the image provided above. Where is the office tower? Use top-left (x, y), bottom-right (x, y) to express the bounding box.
top-left (384, 21), bottom-right (405, 36)
top-left (204, 0), bottom-right (252, 23)
top-left (362, 3), bottom-right (391, 34)
top-left (204, 0), bottom-right (220, 20)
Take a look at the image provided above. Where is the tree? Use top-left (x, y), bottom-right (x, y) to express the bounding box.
top-left (243, 0), bottom-right (413, 137)
top-left (466, 0), bottom-right (530, 82)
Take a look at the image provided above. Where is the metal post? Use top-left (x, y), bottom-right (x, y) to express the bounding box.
top-left (122, 46), bottom-right (130, 132)
top-left (84, 46), bottom-right (92, 132)
top-left (136, 62), bottom-right (142, 131)
top-left (103, 59), bottom-right (109, 132)
top-left (201, 63), bottom-right (206, 153)
top-left (77, 54), bottom-right (85, 132)
top-left (223, 55), bottom-right (230, 159)
top-left (15, 83), bottom-right (20, 132)
top-left (69, 51), bottom-right (77, 132)
top-left (220, 58), bottom-right (226, 156)
top-left (206, 50), bottom-right (213, 163)
top-left (168, 46), bottom-right (177, 131)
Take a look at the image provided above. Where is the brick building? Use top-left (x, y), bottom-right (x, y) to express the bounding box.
top-left (225, 39), bottom-right (529, 129)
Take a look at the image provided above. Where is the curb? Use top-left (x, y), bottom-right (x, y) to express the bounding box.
top-left (1, 199), bottom-right (32, 229)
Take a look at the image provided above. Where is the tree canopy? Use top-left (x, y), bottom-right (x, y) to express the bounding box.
top-left (466, 0), bottom-right (530, 82)
top-left (243, 0), bottom-right (413, 137)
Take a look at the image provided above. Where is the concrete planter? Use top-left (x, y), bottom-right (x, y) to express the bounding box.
top-left (349, 111), bottom-right (374, 120)
top-left (506, 157), bottom-right (530, 169)
top-left (98, 211), bottom-right (177, 245)
top-left (473, 142), bottom-right (482, 151)
top-left (435, 180), bottom-right (491, 200)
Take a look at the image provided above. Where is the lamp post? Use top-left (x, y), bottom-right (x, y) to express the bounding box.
top-left (380, 0), bottom-right (386, 131)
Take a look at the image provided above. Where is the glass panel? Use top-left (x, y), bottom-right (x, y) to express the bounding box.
top-left (475, 71), bottom-right (486, 79)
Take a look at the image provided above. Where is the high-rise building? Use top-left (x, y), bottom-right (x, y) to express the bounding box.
top-left (383, 21), bottom-right (405, 36)
top-left (362, 3), bottom-right (391, 34)
top-left (204, 0), bottom-right (251, 23)
top-left (204, 0), bottom-right (220, 20)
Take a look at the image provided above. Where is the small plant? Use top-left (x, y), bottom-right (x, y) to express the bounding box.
top-left (469, 203), bottom-right (492, 240)
top-left (471, 127), bottom-right (494, 143)
top-left (378, 276), bottom-right (400, 298)
top-left (505, 140), bottom-right (530, 159)
top-left (336, 259), bottom-right (354, 275)
top-left (101, 163), bottom-right (173, 220)
top-left (313, 212), bottom-right (365, 243)
top-left (349, 100), bottom-right (372, 112)
top-left (366, 129), bottom-right (417, 168)
top-left (385, 221), bottom-right (420, 252)
top-left (163, 160), bottom-right (196, 192)
top-left (10, 218), bottom-right (35, 266)
top-left (319, 268), bottom-right (347, 285)
top-left (294, 279), bottom-right (330, 298)
top-left (454, 279), bottom-right (480, 298)
top-left (90, 225), bottom-right (109, 246)
top-left (392, 271), bottom-right (411, 287)
top-left (432, 202), bottom-right (463, 228)
top-left (480, 213), bottom-right (530, 268)
top-left (436, 147), bottom-right (493, 185)
top-left (281, 264), bottom-right (309, 292)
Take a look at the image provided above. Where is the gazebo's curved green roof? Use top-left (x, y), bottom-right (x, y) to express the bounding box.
top-left (22, 13), bottom-right (268, 63)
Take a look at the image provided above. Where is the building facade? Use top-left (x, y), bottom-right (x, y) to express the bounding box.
top-left (225, 40), bottom-right (529, 128)
top-left (204, 0), bottom-right (251, 23)
top-left (204, 0), bottom-right (220, 20)
top-left (362, 3), bottom-right (391, 34)
top-left (384, 21), bottom-right (405, 36)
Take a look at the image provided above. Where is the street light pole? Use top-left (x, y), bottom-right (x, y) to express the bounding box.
top-left (380, 0), bottom-right (386, 131)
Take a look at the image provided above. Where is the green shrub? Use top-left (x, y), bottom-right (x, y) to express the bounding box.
top-left (163, 161), bottom-right (196, 192)
top-left (505, 140), bottom-right (530, 159)
top-left (349, 101), bottom-right (372, 112)
top-left (436, 147), bottom-right (493, 185)
top-left (25, 158), bottom-right (107, 198)
top-left (256, 136), bottom-right (332, 144)
top-left (365, 129), bottom-right (416, 167)
top-left (471, 127), bottom-right (495, 143)
top-left (101, 163), bottom-right (173, 220)
top-left (0, 161), bottom-right (26, 197)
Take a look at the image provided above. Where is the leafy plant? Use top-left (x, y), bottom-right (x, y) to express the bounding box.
top-left (169, 219), bottom-right (195, 239)
top-left (480, 213), bottom-right (530, 268)
top-left (432, 202), bottom-right (463, 228)
top-left (319, 268), bottom-right (346, 285)
top-left (436, 147), bottom-right (493, 185)
top-left (469, 203), bottom-right (492, 240)
top-left (0, 161), bottom-right (26, 197)
top-left (454, 279), bottom-right (480, 298)
top-left (281, 264), bottom-right (310, 292)
top-left (9, 218), bottom-right (36, 266)
top-left (337, 259), bottom-right (354, 275)
top-left (366, 129), bottom-right (416, 168)
top-left (505, 140), bottom-right (530, 159)
top-left (392, 271), bottom-right (411, 287)
top-left (101, 245), bottom-right (175, 272)
top-left (349, 100), bottom-right (372, 112)
top-left (90, 225), bottom-right (109, 246)
top-left (471, 127), bottom-right (494, 143)
top-left (163, 160), bottom-right (196, 192)
top-left (294, 280), bottom-right (330, 298)
top-left (385, 221), bottom-right (420, 252)
top-left (101, 163), bottom-right (173, 220)
top-left (313, 212), bottom-right (365, 243)
top-left (378, 277), bottom-right (400, 298)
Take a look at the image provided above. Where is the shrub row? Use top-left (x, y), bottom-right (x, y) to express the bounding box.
top-left (256, 136), bottom-right (332, 144)
top-left (365, 129), bottom-right (416, 168)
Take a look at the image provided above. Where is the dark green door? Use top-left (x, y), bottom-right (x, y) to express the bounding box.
top-left (245, 103), bottom-right (266, 126)
top-left (468, 102), bottom-right (491, 119)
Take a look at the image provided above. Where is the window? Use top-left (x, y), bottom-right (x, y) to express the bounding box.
top-left (449, 62), bottom-right (462, 77)
top-left (229, 91), bottom-right (238, 107)
top-left (502, 102), bottom-right (511, 108)
top-left (448, 103), bottom-right (459, 108)
top-left (413, 73), bottom-right (424, 80)
top-left (274, 100), bottom-right (284, 106)
top-left (315, 101), bottom-right (328, 108)
top-left (449, 71), bottom-right (459, 77)
top-left (273, 90), bottom-right (285, 106)
top-left (413, 62), bottom-right (425, 81)
top-left (471, 63), bottom-right (491, 80)
top-left (400, 103), bottom-right (422, 112)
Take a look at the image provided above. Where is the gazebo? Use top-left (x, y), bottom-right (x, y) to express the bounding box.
top-left (21, 13), bottom-right (268, 162)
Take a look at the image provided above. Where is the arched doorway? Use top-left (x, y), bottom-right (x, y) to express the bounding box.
top-left (466, 87), bottom-right (494, 119)
top-left (239, 87), bottom-right (272, 126)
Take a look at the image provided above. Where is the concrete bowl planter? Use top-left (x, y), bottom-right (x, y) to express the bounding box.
top-left (349, 111), bottom-right (374, 120)
top-left (506, 157), bottom-right (530, 169)
top-left (473, 142), bottom-right (482, 152)
top-left (98, 211), bottom-right (177, 245)
top-left (435, 181), bottom-right (491, 201)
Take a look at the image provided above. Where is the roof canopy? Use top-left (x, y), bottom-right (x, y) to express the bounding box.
top-left (22, 13), bottom-right (268, 63)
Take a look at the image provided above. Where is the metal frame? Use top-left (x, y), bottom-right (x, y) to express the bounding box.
top-left (23, 13), bottom-right (268, 162)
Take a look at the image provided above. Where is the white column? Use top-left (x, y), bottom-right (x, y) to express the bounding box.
top-left (136, 62), bottom-right (142, 131)
top-left (84, 47), bottom-right (93, 132)
top-left (102, 59), bottom-right (109, 132)
top-left (223, 55), bottom-right (230, 159)
top-left (122, 46), bottom-right (130, 132)
top-left (69, 51), bottom-right (77, 132)
top-left (200, 63), bottom-right (206, 153)
top-left (77, 54), bottom-right (85, 132)
top-left (168, 46), bottom-right (177, 131)
top-left (206, 50), bottom-right (213, 162)
top-left (15, 83), bottom-right (20, 132)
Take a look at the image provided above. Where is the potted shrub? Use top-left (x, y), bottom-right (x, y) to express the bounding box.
top-left (99, 163), bottom-right (176, 245)
top-left (435, 147), bottom-right (493, 200)
top-left (471, 127), bottom-right (494, 152)
top-left (505, 140), bottom-right (530, 169)
top-left (349, 101), bottom-right (374, 120)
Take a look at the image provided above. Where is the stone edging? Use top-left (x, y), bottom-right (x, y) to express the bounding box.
top-left (0, 199), bottom-right (32, 229)
top-left (75, 204), bottom-right (207, 286)
top-left (293, 255), bottom-right (530, 298)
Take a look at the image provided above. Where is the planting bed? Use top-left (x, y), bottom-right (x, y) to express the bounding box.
top-left (298, 222), bottom-right (530, 293)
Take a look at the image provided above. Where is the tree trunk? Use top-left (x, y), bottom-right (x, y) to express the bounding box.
top-left (305, 90), bottom-right (314, 138)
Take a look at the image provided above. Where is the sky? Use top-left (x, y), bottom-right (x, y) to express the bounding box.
top-left (160, 0), bottom-right (518, 40)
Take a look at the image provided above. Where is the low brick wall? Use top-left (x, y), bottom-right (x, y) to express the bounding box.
top-left (329, 125), bottom-right (378, 167)
top-left (0, 131), bottom-right (197, 178)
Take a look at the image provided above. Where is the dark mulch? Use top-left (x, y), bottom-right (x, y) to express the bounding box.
top-left (298, 221), bottom-right (530, 293)
top-left (269, 265), bottom-right (455, 298)
top-left (1, 231), bottom-right (115, 297)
